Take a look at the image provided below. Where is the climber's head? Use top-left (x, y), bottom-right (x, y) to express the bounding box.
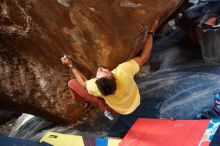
top-left (96, 67), bottom-right (112, 79)
top-left (95, 67), bottom-right (116, 96)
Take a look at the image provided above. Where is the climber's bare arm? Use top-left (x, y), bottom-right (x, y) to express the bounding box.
top-left (134, 20), bottom-right (158, 67)
top-left (70, 68), bottom-right (87, 87)
top-left (134, 35), bottom-right (153, 67)
top-left (61, 56), bottom-right (87, 87)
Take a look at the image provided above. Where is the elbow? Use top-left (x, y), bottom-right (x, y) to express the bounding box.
top-left (139, 56), bottom-right (149, 67)
top-left (134, 57), bottom-right (145, 67)
top-left (80, 81), bottom-right (86, 88)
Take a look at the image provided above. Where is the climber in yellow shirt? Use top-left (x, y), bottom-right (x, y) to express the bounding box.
top-left (61, 20), bottom-right (158, 115)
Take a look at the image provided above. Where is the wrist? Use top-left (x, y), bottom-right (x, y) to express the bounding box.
top-left (69, 64), bottom-right (75, 69)
top-left (148, 31), bottom-right (155, 37)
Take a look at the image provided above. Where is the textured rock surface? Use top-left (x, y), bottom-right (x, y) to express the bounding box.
top-left (0, 0), bottom-right (184, 123)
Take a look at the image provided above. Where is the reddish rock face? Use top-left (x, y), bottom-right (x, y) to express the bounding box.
top-left (0, 0), bottom-right (184, 123)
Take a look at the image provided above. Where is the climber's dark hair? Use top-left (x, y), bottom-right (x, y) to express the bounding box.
top-left (95, 77), bottom-right (116, 96)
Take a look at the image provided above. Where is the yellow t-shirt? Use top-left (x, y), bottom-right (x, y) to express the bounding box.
top-left (86, 59), bottom-right (140, 115)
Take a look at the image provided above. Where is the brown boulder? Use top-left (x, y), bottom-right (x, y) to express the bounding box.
top-left (0, 0), bottom-right (184, 123)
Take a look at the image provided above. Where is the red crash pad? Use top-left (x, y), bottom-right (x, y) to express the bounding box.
top-left (120, 118), bottom-right (210, 146)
